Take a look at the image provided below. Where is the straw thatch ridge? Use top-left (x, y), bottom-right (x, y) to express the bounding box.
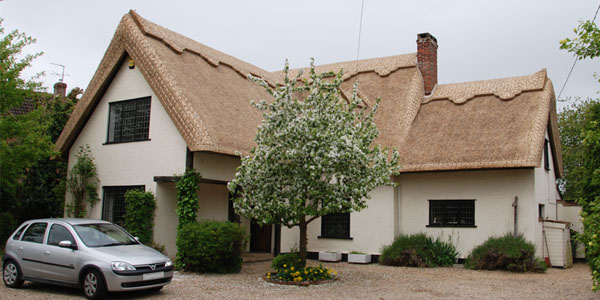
top-left (424, 69), bottom-right (547, 104)
top-left (55, 10), bottom-right (563, 178)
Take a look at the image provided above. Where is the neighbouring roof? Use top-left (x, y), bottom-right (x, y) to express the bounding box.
top-left (56, 10), bottom-right (563, 178)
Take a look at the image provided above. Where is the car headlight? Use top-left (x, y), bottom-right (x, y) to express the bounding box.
top-left (111, 261), bottom-right (136, 271)
top-left (165, 258), bottom-right (173, 267)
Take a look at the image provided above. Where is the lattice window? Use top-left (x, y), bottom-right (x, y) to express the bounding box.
top-left (428, 200), bottom-right (475, 227)
top-left (321, 212), bottom-right (350, 238)
top-left (107, 97), bottom-right (151, 143)
top-left (102, 186), bottom-right (144, 226)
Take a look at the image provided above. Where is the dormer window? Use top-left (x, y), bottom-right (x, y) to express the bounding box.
top-left (106, 97), bottom-right (151, 144)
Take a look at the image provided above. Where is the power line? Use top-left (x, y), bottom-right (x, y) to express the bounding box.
top-left (355, 0), bottom-right (365, 67)
top-left (557, 3), bottom-right (600, 100)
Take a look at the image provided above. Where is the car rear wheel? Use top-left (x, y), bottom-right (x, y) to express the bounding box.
top-left (3, 260), bottom-right (24, 288)
top-left (82, 269), bottom-right (106, 299)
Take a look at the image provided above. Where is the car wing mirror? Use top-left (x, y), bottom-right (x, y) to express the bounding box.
top-left (59, 240), bottom-right (77, 250)
top-left (134, 237), bottom-right (140, 243)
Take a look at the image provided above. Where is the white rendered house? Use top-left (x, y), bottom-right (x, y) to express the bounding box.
top-left (57, 11), bottom-right (565, 260)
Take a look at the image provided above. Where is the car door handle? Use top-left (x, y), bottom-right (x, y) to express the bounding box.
top-left (17, 247), bottom-right (23, 252)
top-left (44, 251), bottom-right (51, 256)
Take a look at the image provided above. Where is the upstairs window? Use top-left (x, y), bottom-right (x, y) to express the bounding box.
top-left (107, 97), bottom-right (151, 143)
top-left (320, 212), bottom-right (351, 239)
top-left (428, 200), bottom-right (476, 227)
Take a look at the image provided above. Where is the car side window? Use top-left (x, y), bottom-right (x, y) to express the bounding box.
top-left (12, 225), bottom-right (28, 240)
top-left (21, 222), bottom-right (48, 244)
top-left (48, 224), bottom-right (76, 247)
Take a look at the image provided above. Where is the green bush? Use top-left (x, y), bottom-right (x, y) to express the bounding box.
top-left (271, 252), bottom-right (305, 272)
top-left (379, 233), bottom-right (458, 267)
top-left (176, 220), bottom-right (248, 273)
top-left (0, 212), bottom-right (17, 247)
top-left (123, 190), bottom-right (156, 245)
top-left (464, 234), bottom-right (547, 273)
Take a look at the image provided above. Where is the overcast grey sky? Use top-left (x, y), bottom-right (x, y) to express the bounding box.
top-left (2, 1), bottom-right (598, 110)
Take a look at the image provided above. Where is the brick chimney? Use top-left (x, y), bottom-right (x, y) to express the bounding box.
top-left (53, 81), bottom-right (67, 98)
top-left (417, 33), bottom-right (438, 95)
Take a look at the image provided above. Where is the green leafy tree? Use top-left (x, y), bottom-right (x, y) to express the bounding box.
top-left (578, 102), bottom-right (600, 291)
top-left (560, 17), bottom-right (600, 291)
top-left (560, 19), bottom-right (600, 84)
top-left (228, 60), bottom-right (399, 263)
top-left (558, 98), bottom-right (599, 201)
top-left (66, 145), bottom-right (99, 217)
top-left (16, 90), bottom-right (79, 221)
top-left (0, 18), bottom-right (52, 203)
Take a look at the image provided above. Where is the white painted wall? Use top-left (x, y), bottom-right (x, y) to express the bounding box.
top-left (155, 183), bottom-right (178, 258)
top-left (534, 130), bottom-right (561, 257)
top-left (197, 183), bottom-right (229, 221)
top-left (398, 169), bottom-right (536, 258)
top-left (194, 152), bottom-right (240, 181)
top-left (281, 185), bottom-right (397, 255)
top-left (65, 57), bottom-right (187, 257)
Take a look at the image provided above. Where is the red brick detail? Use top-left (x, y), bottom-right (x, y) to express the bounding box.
top-left (417, 33), bottom-right (438, 95)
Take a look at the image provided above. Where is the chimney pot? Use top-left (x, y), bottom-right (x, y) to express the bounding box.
top-left (53, 82), bottom-right (67, 98)
top-left (417, 32), bottom-right (438, 95)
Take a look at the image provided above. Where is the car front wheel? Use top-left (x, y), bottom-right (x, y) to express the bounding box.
top-left (82, 269), bottom-right (106, 299)
top-left (3, 260), bottom-right (24, 288)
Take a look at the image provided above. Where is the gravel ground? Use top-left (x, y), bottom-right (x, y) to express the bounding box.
top-left (0, 261), bottom-right (597, 300)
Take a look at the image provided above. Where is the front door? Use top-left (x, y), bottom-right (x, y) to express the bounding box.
top-left (250, 222), bottom-right (271, 252)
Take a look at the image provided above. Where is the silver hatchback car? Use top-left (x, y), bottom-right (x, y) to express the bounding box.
top-left (2, 218), bottom-right (173, 299)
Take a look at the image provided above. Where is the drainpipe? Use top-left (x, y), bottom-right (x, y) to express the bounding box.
top-left (512, 196), bottom-right (518, 237)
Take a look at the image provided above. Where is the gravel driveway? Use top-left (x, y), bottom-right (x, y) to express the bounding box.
top-left (1, 261), bottom-right (596, 299)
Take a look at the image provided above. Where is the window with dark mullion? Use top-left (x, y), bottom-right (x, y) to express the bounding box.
top-left (320, 212), bottom-right (350, 239)
top-left (107, 97), bottom-right (151, 143)
top-left (428, 200), bottom-right (475, 227)
top-left (102, 186), bottom-right (144, 226)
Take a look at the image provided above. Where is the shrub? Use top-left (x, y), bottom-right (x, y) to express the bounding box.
top-left (272, 252), bottom-right (305, 272)
top-left (175, 169), bottom-right (201, 229)
top-left (123, 190), bottom-right (156, 245)
top-left (464, 234), bottom-right (547, 273)
top-left (176, 220), bottom-right (248, 273)
top-left (0, 212), bottom-right (17, 248)
top-left (379, 233), bottom-right (458, 267)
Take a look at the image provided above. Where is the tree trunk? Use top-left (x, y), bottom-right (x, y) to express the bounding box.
top-left (299, 216), bottom-right (308, 265)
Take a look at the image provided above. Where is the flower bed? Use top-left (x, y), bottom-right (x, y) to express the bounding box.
top-left (264, 264), bottom-right (337, 286)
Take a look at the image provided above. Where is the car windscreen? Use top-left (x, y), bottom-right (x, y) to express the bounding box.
top-left (73, 223), bottom-right (138, 247)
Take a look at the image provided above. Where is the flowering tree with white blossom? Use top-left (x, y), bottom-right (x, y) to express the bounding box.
top-left (228, 60), bottom-right (399, 263)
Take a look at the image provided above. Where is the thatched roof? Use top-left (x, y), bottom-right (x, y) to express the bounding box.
top-left (56, 10), bottom-right (563, 177)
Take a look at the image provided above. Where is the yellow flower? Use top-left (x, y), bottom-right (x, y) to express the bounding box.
top-left (267, 275), bottom-right (271, 279)
top-left (291, 266), bottom-right (294, 271)
top-left (267, 273), bottom-right (271, 276)
top-left (283, 264), bottom-right (287, 268)
top-left (320, 270), bottom-right (323, 273)
top-left (298, 277), bottom-right (303, 281)
top-left (304, 271), bottom-right (308, 275)
top-left (334, 271), bottom-right (337, 275)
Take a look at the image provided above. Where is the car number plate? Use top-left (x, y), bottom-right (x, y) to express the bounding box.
top-left (143, 271), bottom-right (164, 280)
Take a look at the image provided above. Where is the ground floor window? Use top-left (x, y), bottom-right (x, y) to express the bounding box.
top-left (102, 185), bottom-right (144, 226)
top-left (320, 212), bottom-right (351, 239)
top-left (428, 199), bottom-right (475, 227)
